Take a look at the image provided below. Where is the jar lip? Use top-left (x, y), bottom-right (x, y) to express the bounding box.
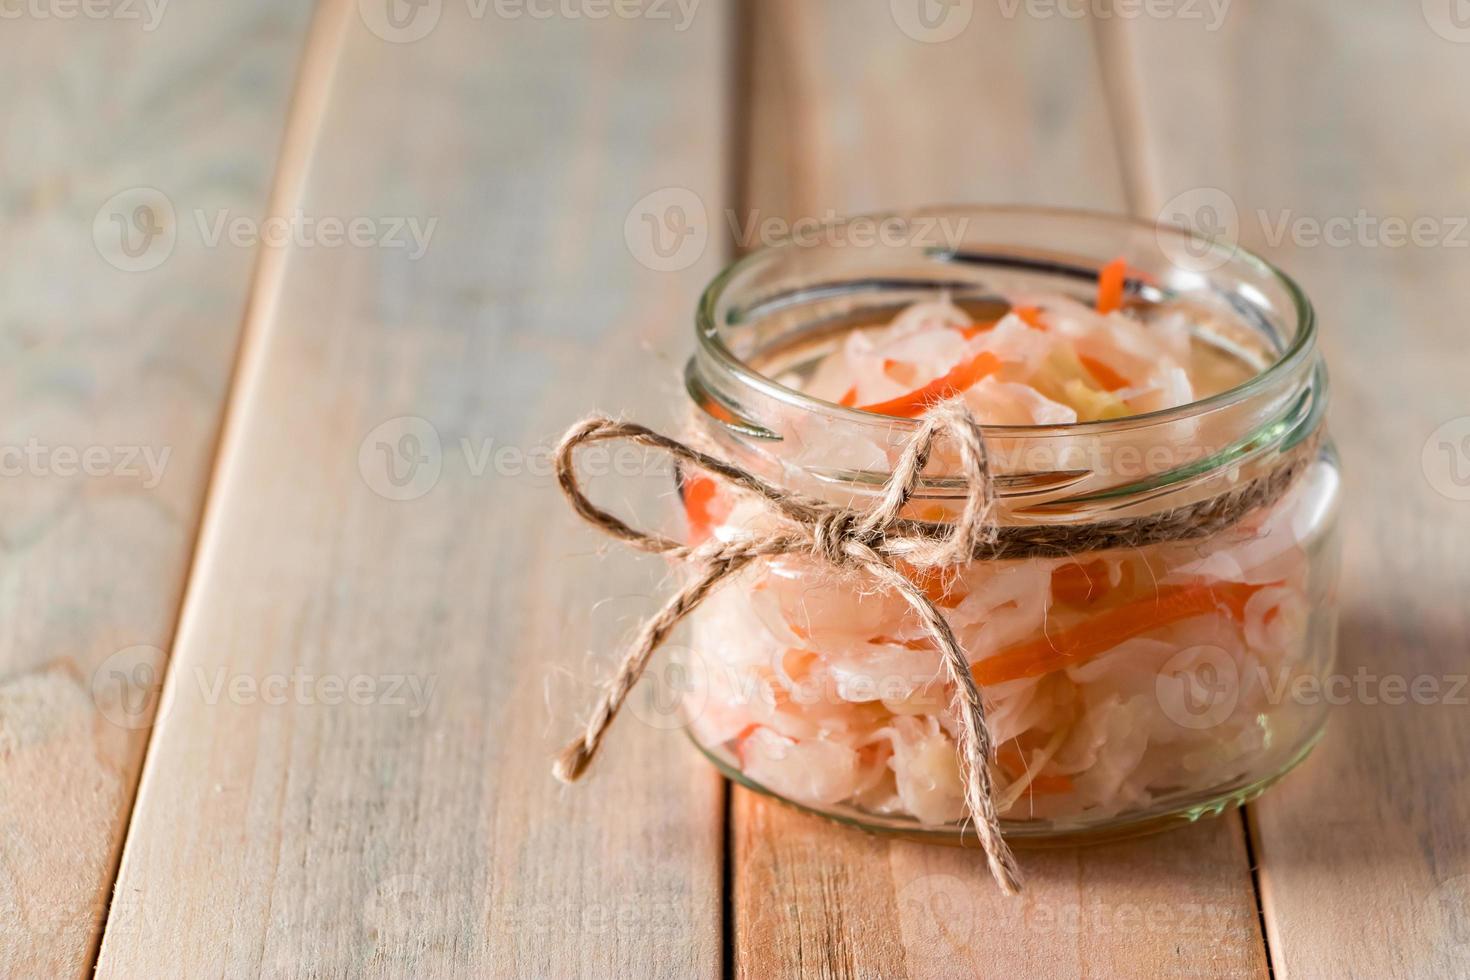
top-left (694, 203), bottom-right (1318, 437)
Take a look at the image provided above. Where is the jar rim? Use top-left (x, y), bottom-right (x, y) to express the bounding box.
top-left (694, 203), bottom-right (1318, 438)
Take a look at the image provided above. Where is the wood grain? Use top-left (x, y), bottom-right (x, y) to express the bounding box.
top-left (0, 4), bottom-right (315, 975)
top-left (22, 1), bottom-right (1459, 975)
top-left (741, 0), bottom-right (1127, 221)
top-left (1126, 2), bottom-right (1470, 976)
top-left (95, 1), bottom-right (730, 977)
top-left (737, 796), bottom-right (1267, 979)
top-left (733, 2), bottom-right (1268, 977)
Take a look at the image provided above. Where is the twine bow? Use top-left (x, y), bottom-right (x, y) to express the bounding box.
top-left (552, 400), bottom-right (1023, 894)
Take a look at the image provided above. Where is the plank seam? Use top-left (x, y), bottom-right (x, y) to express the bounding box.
top-left (87, 0), bottom-right (356, 971)
top-left (724, 2), bottom-right (753, 975)
top-left (1241, 806), bottom-right (1279, 979)
top-left (1088, 3), bottom-right (1162, 219)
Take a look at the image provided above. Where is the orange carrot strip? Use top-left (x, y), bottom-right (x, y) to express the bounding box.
top-left (838, 385), bottom-right (859, 407)
top-left (857, 350), bottom-right (1002, 418)
top-left (997, 745), bottom-right (1074, 795)
top-left (958, 318), bottom-right (999, 340)
top-left (996, 743), bottom-right (1029, 775)
top-left (1050, 559), bottom-right (1111, 605)
top-left (867, 634), bottom-right (937, 652)
top-left (1026, 773), bottom-right (1074, 794)
top-left (681, 473), bottom-right (723, 545)
top-left (704, 399), bottom-right (739, 426)
top-left (1095, 256), bottom-right (1128, 314)
top-left (1078, 354), bottom-right (1131, 392)
top-left (914, 502), bottom-right (949, 523)
top-left (1011, 305), bottom-right (1047, 331)
top-left (898, 561), bottom-right (966, 609)
top-left (732, 722), bottom-right (766, 764)
top-left (973, 580), bottom-right (1260, 686)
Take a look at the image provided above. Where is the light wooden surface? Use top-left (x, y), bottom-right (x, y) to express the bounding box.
top-left (2, 0), bottom-right (1466, 976)
top-left (0, 4), bottom-right (315, 976)
top-left (94, 1), bottom-right (728, 977)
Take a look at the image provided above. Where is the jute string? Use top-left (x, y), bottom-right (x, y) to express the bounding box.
top-left (551, 400), bottom-right (1316, 895)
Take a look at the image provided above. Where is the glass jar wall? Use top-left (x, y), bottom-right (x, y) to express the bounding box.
top-left (677, 207), bottom-right (1339, 842)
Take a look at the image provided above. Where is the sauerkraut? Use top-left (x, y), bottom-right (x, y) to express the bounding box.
top-left (680, 273), bottom-right (1331, 827)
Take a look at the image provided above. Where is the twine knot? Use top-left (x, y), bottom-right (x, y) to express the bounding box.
top-left (550, 399), bottom-right (1023, 894)
top-left (811, 511), bottom-right (866, 564)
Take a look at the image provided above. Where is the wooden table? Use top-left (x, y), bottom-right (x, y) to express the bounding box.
top-left (4, 1), bottom-right (1468, 976)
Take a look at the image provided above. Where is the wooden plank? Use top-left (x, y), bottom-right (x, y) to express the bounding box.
top-left (95, 2), bottom-right (729, 977)
top-left (0, 5), bottom-right (315, 975)
top-left (741, 0), bottom-right (1127, 219)
top-left (733, 2), bottom-right (1269, 976)
top-left (1127, 3), bottom-right (1470, 976)
top-left (737, 796), bottom-right (1266, 979)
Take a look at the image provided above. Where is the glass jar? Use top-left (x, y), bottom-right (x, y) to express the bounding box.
top-left (676, 205), bottom-right (1339, 843)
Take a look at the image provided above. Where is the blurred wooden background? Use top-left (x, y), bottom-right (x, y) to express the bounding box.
top-left (2, 0), bottom-right (1468, 976)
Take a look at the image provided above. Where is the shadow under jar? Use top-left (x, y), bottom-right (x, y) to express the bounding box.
top-left (676, 206), bottom-right (1340, 844)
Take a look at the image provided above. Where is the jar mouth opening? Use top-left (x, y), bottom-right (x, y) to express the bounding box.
top-left (694, 204), bottom-right (1317, 438)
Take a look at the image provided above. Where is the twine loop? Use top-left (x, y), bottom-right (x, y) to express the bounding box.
top-left (551, 399), bottom-right (1316, 897)
top-left (812, 511), bottom-right (861, 564)
top-left (552, 400), bottom-right (1022, 893)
